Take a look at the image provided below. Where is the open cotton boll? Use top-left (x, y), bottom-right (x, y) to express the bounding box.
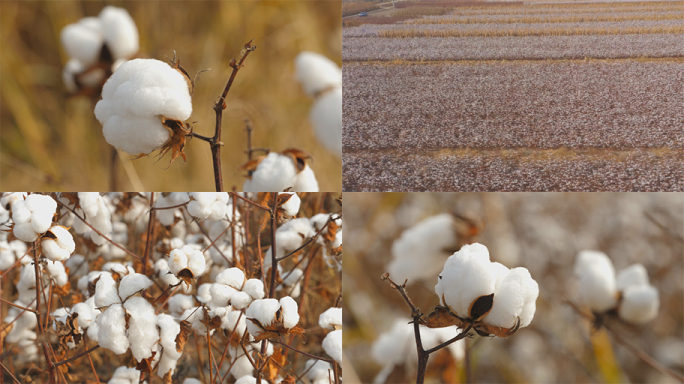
top-left (157, 314), bottom-right (182, 377)
top-left (97, 304), bottom-right (129, 355)
top-left (210, 284), bottom-right (238, 307)
top-left (168, 294), bottom-right (194, 317)
top-left (322, 329), bottom-right (342, 363)
top-left (617, 264), bottom-right (650, 291)
top-left (72, 302), bottom-right (97, 329)
top-left (99, 6), bottom-right (139, 60)
top-left (319, 307), bottom-right (342, 330)
top-left (230, 354), bottom-right (255, 379)
top-left (232, 291), bottom-right (254, 310)
top-left (155, 193), bottom-right (190, 226)
top-left (483, 267), bottom-right (539, 329)
top-left (216, 267), bottom-right (245, 289)
top-left (245, 299), bottom-right (280, 337)
top-left (223, 310), bottom-right (247, 336)
top-left (169, 245), bottom-right (205, 277)
top-left (94, 59), bottom-right (192, 155)
top-left (44, 260), bottom-right (69, 287)
top-left (60, 17), bottom-right (103, 67)
top-left (574, 251), bottom-right (618, 312)
top-left (279, 296), bottom-right (300, 329)
top-left (63, 58), bottom-right (85, 93)
top-left (108, 366), bottom-right (140, 384)
top-left (243, 153), bottom-right (299, 192)
top-left (95, 273), bottom-right (121, 308)
top-left (76, 193), bottom-right (112, 245)
top-left (188, 193), bottom-right (229, 221)
top-left (235, 376), bottom-right (268, 384)
top-left (118, 273), bottom-right (152, 301)
top-left (435, 243), bottom-right (496, 318)
top-left (242, 279), bottom-right (265, 300)
top-left (124, 297), bottom-right (158, 361)
top-left (42, 226), bottom-right (75, 261)
top-left (279, 193), bottom-right (301, 218)
top-left (619, 285), bottom-right (659, 325)
top-left (12, 194), bottom-right (57, 242)
top-left (293, 165), bottom-right (320, 192)
top-left (310, 87), bottom-right (342, 158)
top-left (389, 213), bottom-right (457, 283)
top-left (295, 52), bottom-right (342, 98)
top-left (305, 359), bottom-right (333, 384)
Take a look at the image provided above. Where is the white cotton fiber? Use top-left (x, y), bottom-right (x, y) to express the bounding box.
top-left (72, 302), bottom-right (96, 329)
top-left (309, 87), bottom-right (342, 158)
top-left (97, 304), bottom-right (129, 355)
top-left (305, 359), bottom-right (333, 384)
top-left (319, 307), bottom-right (342, 330)
top-left (245, 299), bottom-right (280, 337)
top-left (283, 268), bottom-right (303, 287)
top-left (210, 283), bottom-right (237, 307)
top-left (60, 17), bottom-right (103, 67)
top-left (76, 193), bottom-right (112, 246)
top-left (295, 52), bottom-right (342, 98)
top-left (223, 310), bottom-right (247, 336)
top-left (95, 273), bottom-right (121, 308)
top-left (44, 260), bottom-right (68, 287)
top-left (484, 267), bottom-right (538, 329)
top-left (188, 193), bottom-right (229, 221)
top-left (99, 6), bottom-right (139, 60)
top-left (157, 314), bottom-right (182, 377)
top-left (242, 279), bottom-right (265, 300)
top-left (230, 356), bottom-right (255, 381)
top-left (168, 294), bottom-right (194, 317)
top-left (574, 251), bottom-right (618, 312)
top-left (94, 59), bottom-right (192, 155)
top-left (216, 267), bottom-right (245, 289)
top-left (389, 213), bottom-right (457, 283)
top-left (42, 226), bottom-right (75, 261)
top-left (279, 296), bottom-right (300, 329)
top-left (292, 165), bottom-right (320, 192)
top-left (619, 285), bottom-right (659, 325)
top-left (124, 297), bottom-right (158, 361)
top-left (616, 264), bottom-right (650, 291)
top-left (118, 273), bottom-right (152, 301)
top-left (279, 193), bottom-right (300, 218)
top-left (435, 243), bottom-right (496, 318)
top-left (243, 153), bottom-right (298, 192)
top-left (231, 291), bottom-right (253, 310)
top-left (12, 194), bottom-right (57, 242)
top-left (322, 329), bottom-right (342, 363)
top-left (108, 365), bottom-right (140, 384)
top-left (169, 245), bottom-right (205, 277)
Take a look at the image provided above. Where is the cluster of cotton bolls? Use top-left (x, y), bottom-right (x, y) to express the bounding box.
top-left (61, 6), bottom-right (139, 94)
top-left (295, 51), bottom-right (342, 158)
top-left (319, 307), bottom-right (343, 364)
top-left (435, 243), bottom-right (539, 332)
top-left (388, 213), bottom-right (458, 283)
top-left (372, 318), bottom-right (465, 384)
top-left (574, 250), bottom-right (659, 324)
top-left (243, 150), bottom-right (320, 192)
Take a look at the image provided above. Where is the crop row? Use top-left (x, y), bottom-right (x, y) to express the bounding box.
top-left (343, 62), bottom-right (684, 150)
top-left (376, 25), bottom-right (684, 38)
top-left (342, 149), bottom-right (684, 191)
top-left (435, 2), bottom-right (684, 17)
top-left (342, 34), bottom-right (684, 60)
top-left (406, 11), bottom-right (684, 25)
top-left (343, 19), bottom-right (683, 38)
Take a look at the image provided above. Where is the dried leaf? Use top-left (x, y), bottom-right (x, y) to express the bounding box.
top-left (281, 148), bottom-right (312, 172)
top-left (162, 371), bottom-right (173, 384)
top-left (158, 117), bottom-right (191, 165)
top-left (53, 281), bottom-right (72, 298)
top-left (425, 306), bottom-right (465, 329)
top-left (264, 348), bottom-right (287, 383)
top-left (176, 268), bottom-right (195, 285)
top-left (175, 320), bottom-right (193, 353)
top-left (469, 293), bottom-right (494, 321)
top-left (135, 351), bottom-right (157, 376)
top-left (281, 376), bottom-right (296, 384)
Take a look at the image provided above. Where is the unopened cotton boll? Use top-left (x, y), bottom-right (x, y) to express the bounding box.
top-left (42, 226), bottom-right (75, 261)
top-left (310, 87), bottom-right (342, 158)
top-left (319, 307), bottom-right (342, 330)
top-left (295, 52), bottom-right (342, 98)
top-left (619, 285), bottom-right (659, 325)
top-left (12, 194), bottom-right (57, 242)
top-left (322, 329), bottom-right (342, 363)
top-left (97, 304), bottom-right (129, 355)
top-left (94, 59), bottom-right (192, 155)
top-left (574, 251), bottom-right (618, 312)
top-left (99, 6), bottom-right (139, 60)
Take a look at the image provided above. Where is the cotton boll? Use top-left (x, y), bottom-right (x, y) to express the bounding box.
top-left (245, 299), bottom-right (280, 337)
top-left (187, 192), bottom-right (218, 220)
top-left (295, 52), bottom-right (342, 98)
top-left (279, 193), bottom-right (300, 218)
top-left (95, 273), bottom-right (121, 308)
top-left (60, 17), bottom-right (103, 67)
top-left (309, 87), bottom-right (342, 158)
top-left (98, 304), bottom-right (129, 355)
top-left (108, 366), bottom-right (140, 384)
top-left (574, 251), bottom-right (618, 312)
top-left (77, 193), bottom-right (112, 245)
top-left (42, 226), bottom-right (75, 261)
top-left (283, 268), bottom-right (303, 287)
top-left (12, 195), bottom-right (57, 242)
top-left (123, 297), bottom-right (157, 361)
top-left (44, 260), bottom-right (68, 287)
top-left (617, 264), bottom-right (650, 291)
top-left (619, 285), bottom-right (659, 325)
top-left (168, 294), bottom-right (194, 317)
top-left (305, 359), bottom-right (333, 384)
top-left (279, 296), bottom-right (299, 329)
top-left (63, 58), bottom-right (84, 93)
top-left (223, 310), bottom-right (247, 336)
top-left (232, 291), bottom-right (253, 310)
top-left (243, 279), bottom-right (265, 300)
top-left (210, 284), bottom-right (238, 307)
top-left (183, 379), bottom-right (202, 384)
top-left (235, 376), bottom-right (268, 384)
top-left (484, 268), bottom-right (538, 329)
top-left (72, 302), bottom-right (96, 329)
top-left (196, 283), bottom-right (213, 304)
top-left (435, 243), bottom-right (496, 318)
top-left (322, 329), bottom-right (342, 363)
top-left (216, 267), bottom-right (245, 289)
top-left (292, 165), bottom-right (320, 192)
top-left (65, 254), bottom-right (89, 277)
top-left (168, 247), bottom-right (189, 274)
top-left (94, 59), bottom-right (192, 155)
top-left (230, 355), bottom-right (255, 380)
top-left (243, 153), bottom-right (298, 192)
top-left (118, 273), bottom-right (152, 301)
top-left (99, 6), bottom-right (139, 60)
top-left (319, 307), bottom-right (342, 330)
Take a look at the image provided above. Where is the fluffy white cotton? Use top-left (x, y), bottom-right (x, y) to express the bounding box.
top-left (293, 165), bottom-right (320, 192)
top-left (72, 301), bottom-right (97, 329)
top-left (390, 213), bottom-right (457, 283)
top-left (41, 226), bottom-right (75, 261)
top-left (242, 279), bottom-right (265, 300)
top-left (574, 251), bottom-right (618, 312)
top-left (183, 379), bottom-right (202, 384)
top-left (74, 192), bottom-right (112, 246)
top-left (61, 17), bottom-right (103, 67)
top-left (0, 240), bottom-right (26, 270)
top-left (12, 194), bottom-right (57, 242)
top-left (157, 314), bottom-right (183, 377)
top-left (44, 260), bottom-right (69, 287)
top-left (319, 307), bottom-right (342, 330)
top-left (168, 294), bottom-right (194, 317)
top-left (435, 243), bottom-right (496, 318)
top-left (295, 52), bottom-right (342, 98)
top-left (108, 365), bottom-right (140, 384)
top-left (245, 299), bottom-right (280, 337)
top-left (97, 304), bottom-right (129, 355)
top-left (211, 284), bottom-right (238, 307)
top-left (305, 359), bottom-right (333, 384)
top-left (619, 285), bottom-right (659, 325)
top-left (310, 87), bottom-right (342, 158)
top-left (216, 267), bottom-right (245, 289)
top-left (280, 296), bottom-right (300, 329)
top-left (63, 58), bottom-right (86, 93)
top-left (322, 329), bottom-right (342, 363)
top-left (232, 291), bottom-right (253, 310)
top-left (155, 193), bottom-right (190, 226)
top-left (95, 273), bottom-right (121, 308)
top-left (243, 153), bottom-right (319, 192)
top-left (123, 297), bottom-right (158, 361)
top-left (223, 310), bottom-right (247, 336)
top-left (188, 193), bottom-right (229, 221)
top-left (616, 264), bottom-right (650, 291)
top-left (94, 58), bottom-right (192, 155)
top-left (99, 6), bottom-right (139, 60)
top-left (169, 245), bottom-right (206, 278)
top-left (279, 193), bottom-right (301, 218)
top-left (483, 267), bottom-right (539, 328)
top-left (118, 273), bottom-right (152, 301)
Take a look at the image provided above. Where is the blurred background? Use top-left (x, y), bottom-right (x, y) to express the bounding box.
top-left (0, 1), bottom-right (341, 191)
top-left (343, 193), bottom-right (684, 383)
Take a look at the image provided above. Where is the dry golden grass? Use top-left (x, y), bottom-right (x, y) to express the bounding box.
top-left (391, 6), bottom-right (455, 18)
top-left (407, 12), bottom-right (684, 24)
top-left (0, 1), bottom-right (341, 192)
top-left (378, 25), bottom-right (684, 37)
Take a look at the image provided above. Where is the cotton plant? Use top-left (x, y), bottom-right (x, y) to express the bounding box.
top-left (242, 150), bottom-right (319, 192)
top-left (245, 296), bottom-right (302, 341)
top-left (11, 194), bottom-right (58, 242)
top-left (574, 250), bottom-right (659, 325)
top-left (320, 307), bottom-right (343, 364)
top-left (263, 216), bottom-right (315, 275)
top-left (295, 51), bottom-right (342, 158)
top-left (61, 192), bottom-right (114, 246)
top-left (168, 244), bottom-right (208, 281)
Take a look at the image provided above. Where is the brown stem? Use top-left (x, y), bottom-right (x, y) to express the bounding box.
top-left (210, 40), bottom-right (257, 192)
top-left (110, 146), bottom-right (118, 191)
top-left (229, 192), bottom-right (269, 211)
top-left (0, 361), bottom-right (20, 384)
top-left (276, 214), bottom-right (338, 262)
top-left (54, 345), bottom-right (101, 367)
top-left (268, 193), bottom-right (278, 298)
top-left (271, 339), bottom-right (334, 364)
top-left (32, 244), bottom-right (55, 383)
top-left (141, 192), bottom-right (156, 276)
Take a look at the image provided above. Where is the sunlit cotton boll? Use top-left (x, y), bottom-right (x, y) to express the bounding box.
top-left (60, 16), bottom-right (103, 68)
top-left (309, 87), bottom-right (342, 157)
top-left (168, 245), bottom-right (206, 278)
top-left (97, 304), bottom-right (129, 355)
top-left (619, 285), bottom-right (659, 324)
top-left (279, 192), bottom-right (301, 218)
top-left (295, 52), bottom-right (342, 98)
top-left (319, 307), bottom-right (342, 330)
top-left (12, 194), bottom-right (57, 242)
top-left (99, 6), bottom-right (139, 61)
top-left (483, 267), bottom-right (539, 328)
top-left (574, 250), bottom-right (618, 312)
top-left (41, 226), bottom-right (75, 261)
top-left (245, 299), bottom-right (280, 337)
top-left (187, 192), bottom-right (229, 221)
top-left (94, 58), bottom-right (192, 155)
top-left (322, 329), bottom-right (342, 363)
top-left (124, 297), bottom-right (158, 361)
top-left (243, 153), bottom-right (319, 192)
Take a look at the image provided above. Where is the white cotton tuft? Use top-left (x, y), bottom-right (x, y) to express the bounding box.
top-left (42, 226), bottom-right (75, 261)
top-left (124, 297), bottom-right (158, 361)
top-left (484, 267), bottom-right (539, 328)
top-left (279, 192), bottom-right (300, 218)
top-left (60, 17), bottom-right (103, 67)
top-left (108, 365), bottom-right (140, 384)
top-left (616, 264), bottom-right (650, 291)
top-left (157, 314), bottom-right (182, 377)
top-left (223, 310), bottom-right (247, 336)
top-left (435, 243), bottom-right (496, 318)
top-left (95, 273), bottom-right (121, 308)
top-left (169, 245), bottom-right (205, 278)
top-left (235, 375), bottom-right (267, 384)
top-left (118, 273), bottom-right (152, 301)
top-left (318, 307), bottom-right (342, 330)
top-left (309, 87), bottom-right (342, 158)
top-left (242, 279), bottom-right (265, 300)
top-left (245, 299), bottom-right (280, 337)
top-left (322, 329), bottom-right (342, 363)
top-left (279, 296), bottom-right (299, 329)
top-left (305, 359), bottom-right (333, 384)
top-left (619, 285), bottom-right (659, 324)
top-left (94, 59), bottom-right (192, 155)
top-left (99, 6), bottom-right (139, 60)
top-left (210, 284), bottom-right (237, 307)
top-left (216, 267), bottom-right (245, 289)
top-left (97, 304), bottom-right (129, 355)
top-left (295, 51), bottom-right (342, 98)
top-left (574, 250), bottom-right (618, 312)
top-left (182, 379), bottom-right (202, 384)
top-left (12, 194), bottom-right (57, 242)
top-left (72, 302), bottom-right (97, 329)
top-left (188, 192), bottom-right (229, 221)
top-left (231, 291), bottom-right (253, 310)
top-left (242, 153), bottom-right (299, 192)
top-left (293, 165), bottom-right (321, 192)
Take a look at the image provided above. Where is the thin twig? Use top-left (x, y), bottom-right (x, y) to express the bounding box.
top-left (0, 361), bottom-right (20, 384)
top-left (141, 192), bottom-right (156, 276)
top-left (229, 192), bottom-right (269, 211)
